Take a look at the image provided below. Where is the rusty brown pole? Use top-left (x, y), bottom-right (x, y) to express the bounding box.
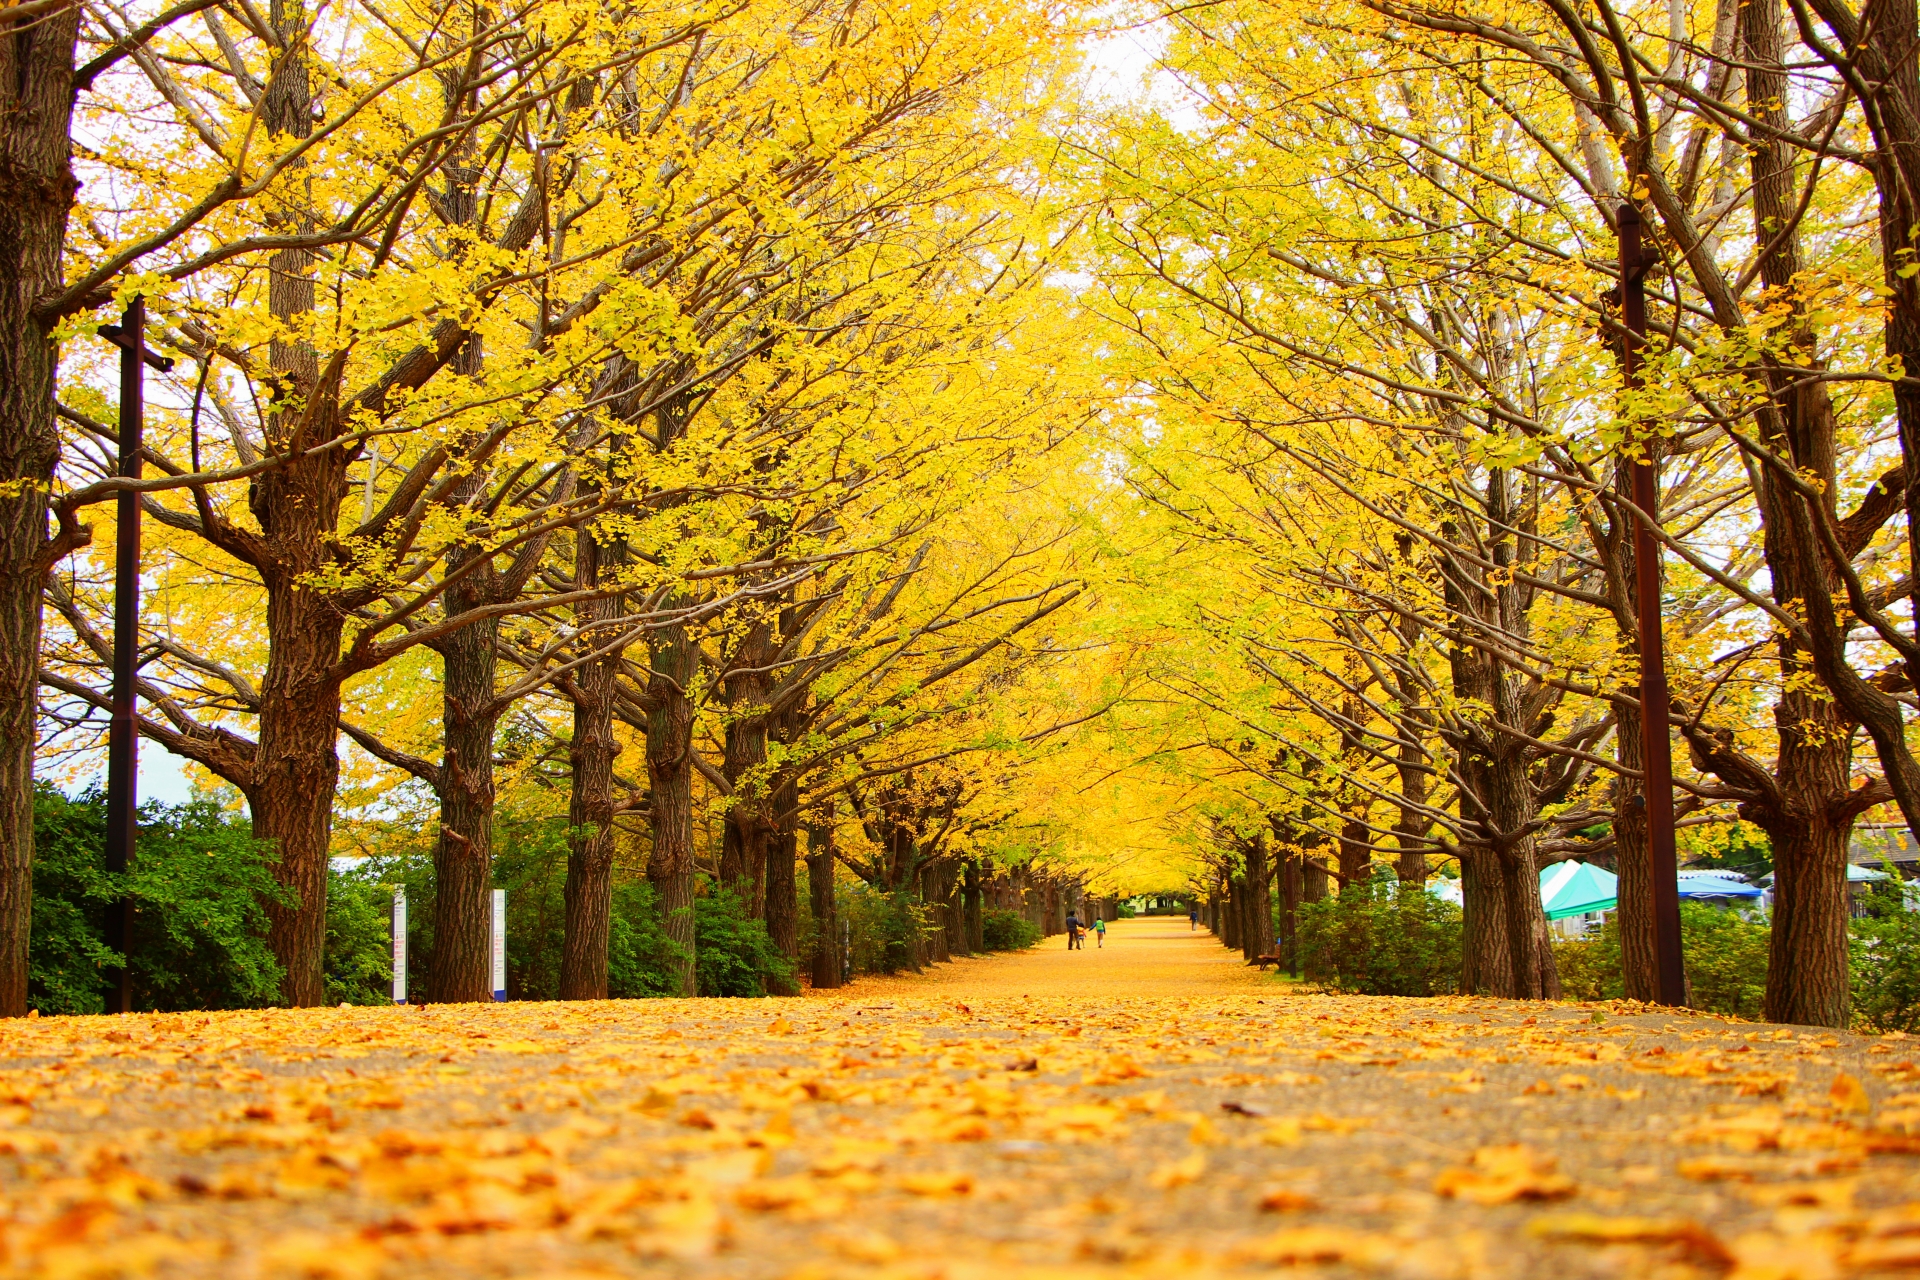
top-left (1616, 204), bottom-right (1687, 1007)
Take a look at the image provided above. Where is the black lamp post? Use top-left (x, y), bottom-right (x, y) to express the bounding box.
top-left (96, 298), bottom-right (173, 1014)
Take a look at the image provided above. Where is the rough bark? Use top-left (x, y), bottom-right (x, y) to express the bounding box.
top-left (1610, 698), bottom-right (1658, 1002)
top-left (805, 811), bottom-right (840, 988)
top-left (963, 859), bottom-right (984, 953)
top-left (1245, 835), bottom-right (1276, 959)
top-left (0, 0), bottom-right (79, 1018)
top-left (1489, 749), bottom-right (1559, 1000)
top-left (1223, 877), bottom-right (1242, 952)
top-left (559, 527), bottom-right (622, 1000)
top-left (719, 619), bottom-right (773, 915)
top-left (1302, 855), bottom-right (1330, 903)
top-left (428, 605), bottom-right (498, 1004)
top-left (250, 462), bottom-right (347, 1007)
top-left (766, 814), bottom-right (798, 970)
top-left (646, 622), bottom-right (698, 996)
top-left (1741, 0), bottom-right (1862, 1026)
top-left (1279, 847), bottom-right (1302, 975)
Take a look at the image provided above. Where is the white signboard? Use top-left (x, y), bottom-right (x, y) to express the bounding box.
top-left (391, 889), bottom-right (407, 1004)
top-left (491, 889), bottom-right (507, 1001)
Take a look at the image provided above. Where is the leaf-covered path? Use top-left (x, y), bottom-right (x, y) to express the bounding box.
top-left (817, 916), bottom-right (1275, 998)
top-left (3, 921), bottom-right (1919, 1279)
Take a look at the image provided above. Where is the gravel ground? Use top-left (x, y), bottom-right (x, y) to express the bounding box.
top-left (1, 918), bottom-right (1915, 1279)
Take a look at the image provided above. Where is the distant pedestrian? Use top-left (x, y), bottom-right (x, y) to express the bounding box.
top-left (1093, 917), bottom-right (1107, 948)
top-left (1189, 906), bottom-right (1199, 931)
top-left (1065, 911), bottom-right (1083, 950)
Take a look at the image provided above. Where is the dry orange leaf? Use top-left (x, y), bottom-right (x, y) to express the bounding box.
top-left (1434, 1145), bottom-right (1576, 1205)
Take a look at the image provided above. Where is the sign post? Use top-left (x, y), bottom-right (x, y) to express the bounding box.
top-left (491, 889), bottom-right (506, 1001)
top-left (390, 889), bottom-right (407, 1005)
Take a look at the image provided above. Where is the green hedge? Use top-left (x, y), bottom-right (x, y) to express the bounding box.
top-left (1296, 873), bottom-right (1462, 996)
top-left (980, 907), bottom-right (1041, 951)
top-left (1553, 894), bottom-right (1920, 1030)
top-left (29, 786), bottom-right (288, 1014)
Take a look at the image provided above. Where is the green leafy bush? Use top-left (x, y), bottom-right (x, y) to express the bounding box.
top-left (336, 822), bottom-right (692, 1003)
top-left (840, 885), bottom-right (924, 975)
top-left (694, 880), bottom-right (796, 996)
top-left (1297, 874), bottom-right (1462, 996)
top-left (1551, 916), bottom-right (1622, 1002)
top-left (980, 907), bottom-right (1040, 951)
top-left (1851, 887), bottom-right (1920, 1034)
top-left (1678, 902), bottom-right (1770, 1019)
top-left (30, 786), bottom-right (289, 1014)
top-left (1552, 903), bottom-right (1773, 1019)
top-left (325, 859), bottom-right (399, 1006)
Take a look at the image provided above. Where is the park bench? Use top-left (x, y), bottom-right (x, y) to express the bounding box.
top-left (1251, 953), bottom-right (1285, 970)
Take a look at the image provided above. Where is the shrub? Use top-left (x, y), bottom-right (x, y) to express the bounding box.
top-left (1852, 889), bottom-right (1920, 1034)
top-left (980, 907), bottom-right (1040, 951)
top-left (841, 885), bottom-right (924, 975)
top-left (1679, 902), bottom-right (1770, 1019)
top-left (1552, 916), bottom-right (1623, 1002)
top-left (30, 786), bottom-right (289, 1014)
top-left (326, 859), bottom-right (399, 1006)
top-left (694, 880), bottom-right (796, 996)
top-left (1551, 903), bottom-right (1770, 1018)
top-left (1297, 873), bottom-right (1462, 996)
top-left (341, 824), bottom-right (693, 1002)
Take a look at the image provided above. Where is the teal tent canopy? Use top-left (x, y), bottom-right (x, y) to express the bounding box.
top-left (1540, 860), bottom-right (1618, 920)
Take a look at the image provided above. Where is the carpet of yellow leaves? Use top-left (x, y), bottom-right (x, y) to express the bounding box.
top-left (2, 919), bottom-right (1919, 1279)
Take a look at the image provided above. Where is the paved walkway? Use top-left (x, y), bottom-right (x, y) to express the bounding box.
top-left (0, 926), bottom-right (1914, 1280)
top-left (818, 916), bottom-right (1276, 998)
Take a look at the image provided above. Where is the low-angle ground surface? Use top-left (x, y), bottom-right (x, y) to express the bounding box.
top-left (3, 920), bottom-right (1918, 1279)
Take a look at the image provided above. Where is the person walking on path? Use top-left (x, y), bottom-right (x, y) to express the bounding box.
top-left (1093, 917), bottom-right (1107, 948)
top-left (1065, 911), bottom-right (1083, 950)
top-left (1188, 906), bottom-right (1199, 931)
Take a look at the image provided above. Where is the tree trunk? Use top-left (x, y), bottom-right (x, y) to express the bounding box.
top-left (1302, 855), bottom-right (1330, 903)
top-left (806, 813), bottom-right (840, 988)
top-left (251, 492), bottom-right (347, 1007)
top-left (1610, 701), bottom-right (1658, 1002)
top-left (1741, 0), bottom-right (1861, 1027)
top-left (429, 608), bottom-right (498, 1004)
top-left (1390, 612), bottom-right (1432, 884)
top-left (559, 527), bottom-right (622, 1000)
top-left (719, 620), bottom-right (772, 914)
top-left (1337, 812), bottom-right (1370, 895)
top-left (0, 2), bottom-right (79, 1018)
top-left (647, 622), bottom-right (698, 996)
top-left (963, 859), bottom-right (984, 953)
top-left (1458, 852), bottom-right (1509, 997)
top-left (1223, 877), bottom-right (1242, 952)
top-left (766, 813), bottom-right (798, 969)
top-left (1279, 847), bottom-right (1302, 975)
top-left (1489, 748), bottom-right (1558, 999)
top-left (1246, 836), bottom-right (1276, 958)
